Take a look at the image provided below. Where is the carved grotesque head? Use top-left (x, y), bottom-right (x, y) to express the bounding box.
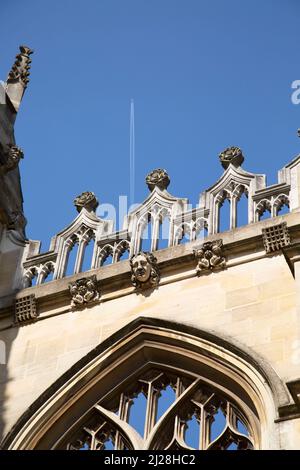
top-left (130, 252), bottom-right (160, 289)
top-left (131, 253), bottom-right (151, 283)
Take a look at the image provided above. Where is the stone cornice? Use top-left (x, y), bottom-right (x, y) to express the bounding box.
top-left (1, 210), bottom-right (300, 330)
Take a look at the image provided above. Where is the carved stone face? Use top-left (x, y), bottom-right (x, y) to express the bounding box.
top-left (131, 253), bottom-right (151, 283)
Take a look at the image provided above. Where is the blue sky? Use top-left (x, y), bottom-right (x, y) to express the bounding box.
top-left (0, 0), bottom-right (300, 249)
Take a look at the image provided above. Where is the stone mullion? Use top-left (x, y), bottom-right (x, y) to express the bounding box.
top-left (112, 245), bottom-right (121, 263)
top-left (230, 195), bottom-right (237, 229)
top-left (226, 402), bottom-right (235, 429)
top-left (151, 216), bottom-right (160, 252)
top-left (173, 377), bottom-right (185, 441)
top-left (89, 431), bottom-right (97, 450)
top-left (169, 218), bottom-right (175, 246)
top-left (74, 236), bottom-right (89, 274)
top-left (271, 197), bottom-right (277, 218)
top-left (97, 248), bottom-right (107, 267)
top-left (115, 393), bottom-right (131, 450)
top-left (36, 264), bottom-right (50, 285)
top-left (144, 382), bottom-right (159, 439)
top-left (213, 200), bottom-right (221, 234)
top-left (36, 265), bottom-right (44, 285)
top-left (136, 221), bottom-right (146, 253)
top-left (56, 239), bottom-right (74, 278)
top-left (191, 222), bottom-right (197, 242)
top-left (91, 243), bottom-right (100, 269)
top-left (254, 202), bottom-right (260, 222)
top-left (199, 407), bottom-right (211, 450)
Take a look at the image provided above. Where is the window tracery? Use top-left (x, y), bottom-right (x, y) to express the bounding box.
top-left (65, 368), bottom-right (254, 451)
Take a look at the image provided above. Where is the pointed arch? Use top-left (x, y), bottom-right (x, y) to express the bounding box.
top-left (1, 318), bottom-right (288, 450)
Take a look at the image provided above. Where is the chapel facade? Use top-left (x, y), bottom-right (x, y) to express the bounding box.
top-left (0, 47), bottom-right (300, 450)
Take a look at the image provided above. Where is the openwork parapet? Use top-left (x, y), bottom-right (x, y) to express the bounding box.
top-left (22, 151), bottom-right (299, 286)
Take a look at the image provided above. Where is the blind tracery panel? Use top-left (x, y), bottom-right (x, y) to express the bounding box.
top-left (66, 368), bottom-right (254, 451)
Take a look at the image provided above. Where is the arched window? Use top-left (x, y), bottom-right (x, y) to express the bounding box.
top-left (236, 191), bottom-right (248, 228)
top-left (97, 244), bottom-right (114, 267)
top-left (81, 238), bottom-right (95, 272)
top-left (66, 367), bottom-right (254, 450)
top-left (219, 198), bottom-right (231, 232)
top-left (157, 215), bottom-right (170, 250)
top-left (176, 224), bottom-right (192, 245)
top-left (4, 320), bottom-right (281, 450)
top-left (138, 214), bottom-right (153, 252)
top-left (273, 194), bottom-right (290, 217)
top-left (65, 237), bottom-right (79, 276)
top-left (256, 199), bottom-right (271, 222)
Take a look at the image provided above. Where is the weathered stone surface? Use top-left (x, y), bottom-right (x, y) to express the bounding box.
top-left (73, 191), bottom-right (98, 213)
top-left (1, 47), bottom-right (300, 450)
top-left (14, 294), bottom-right (37, 323)
top-left (193, 239), bottom-right (226, 274)
top-left (145, 168), bottom-right (170, 191)
top-left (219, 146), bottom-right (244, 169)
top-left (69, 275), bottom-right (100, 308)
top-left (130, 251), bottom-right (160, 289)
top-left (262, 221), bottom-right (290, 253)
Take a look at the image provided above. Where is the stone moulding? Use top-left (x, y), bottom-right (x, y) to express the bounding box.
top-left (15, 294), bottom-right (38, 324)
top-left (193, 239), bottom-right (226, 274)
top-left (0, 318), bottom-right (290, 450)
top-left (69, 275), bottom-right (100, 309)
top-left (262, 222), bottom-right (291, 254)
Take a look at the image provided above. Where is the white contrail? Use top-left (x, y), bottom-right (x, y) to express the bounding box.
top-left (130, 99), bottom-right (135, 207)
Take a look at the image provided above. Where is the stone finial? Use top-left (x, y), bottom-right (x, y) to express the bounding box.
top-left (7, 46), bottom-right (33, 85)
top-left (130, 252), bottom-right (160, 289)
top-left (193, 240), bottom-right (226, 274)
top-left (6, 45), bottom-right (33, 111)
top-left (69, 275), bottom-right (100, 309)
top-left (74, 191), bottom-right (99, 213)
top-left (219, 146), bottom-right (244, 170)
top-left (0, 144), bottom-right (24, 174)
top-left (146, 168), bottom-right (170, 191)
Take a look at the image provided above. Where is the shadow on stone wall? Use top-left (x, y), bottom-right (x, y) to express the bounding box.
top-left (0, 323), bottom-right (19, 443)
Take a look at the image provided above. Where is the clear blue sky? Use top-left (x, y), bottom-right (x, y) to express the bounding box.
top-left (1, 0), bottom-right (300, 249)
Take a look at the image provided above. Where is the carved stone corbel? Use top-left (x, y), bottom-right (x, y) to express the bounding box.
top-left (130, 252), bottom-right (160, 289)
top-left (193, 239), bottom-right (226, 274)
top-left (69, 275), bottom-right (100, 309)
